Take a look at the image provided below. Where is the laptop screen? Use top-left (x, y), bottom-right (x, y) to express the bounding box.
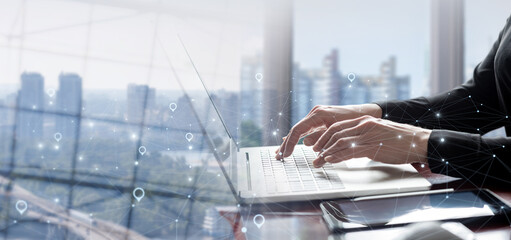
top-left (159, 34), bottom-right (241, 200)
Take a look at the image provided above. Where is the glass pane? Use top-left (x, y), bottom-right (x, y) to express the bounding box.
top-left (0, 0), bottom-right (263, 239)
top-left (293, 0), bottom-right (430, 124)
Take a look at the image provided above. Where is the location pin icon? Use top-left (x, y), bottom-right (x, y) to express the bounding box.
top-left (133, 187), bottom-right (145, 202)
top-left (54, 132), bottom-right (62, 142)
top-left (138, 146), bottom-right (146, 156)
top-left (16, 200), bottom-right (27, 215)
top-left (169, 103), bottom-right (177, 112)
top-left (185, 133), bottom-right (193, 142)
top-left (47, 88), bottom-right (55, 97)
top-left (255, 73), bottom-right (263, 83)
top-left (347, 72), bottom-right (356, 83)
top-left (253, 214), bottom-right (265, 229)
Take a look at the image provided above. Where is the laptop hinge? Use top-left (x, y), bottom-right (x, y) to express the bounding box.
top-left (245, 152), bottom-right (252, 191)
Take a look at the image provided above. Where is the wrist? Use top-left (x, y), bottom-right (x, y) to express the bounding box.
top-left (362, 103), bottom-right (383, 119)
top-left (416, 129), bottom-right (432, 164)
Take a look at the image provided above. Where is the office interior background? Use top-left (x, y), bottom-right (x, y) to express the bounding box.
top-left (0, 0), bottom-right (510, 239)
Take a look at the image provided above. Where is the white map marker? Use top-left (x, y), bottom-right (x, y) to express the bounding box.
top-left (16, 200), bottom-right (27, 215)
top-left (185, 133), bottom-right (193, 142)
top-left (138, 146), bottom-right (146, 156)
top-left (54, 132), bottom-right (62, 142)
top-left (255, 73), bottom-right (263, 83)
top-left (169, 102), bottom-right (177, 112)
top-left (253, 214), bottom-right (265, 229)
top-left (132, 187), bottom-right (145, 202)
top-left (347, 72), bottom-right (356, 82)
top-left (46, 88), bottom-right (55, 97)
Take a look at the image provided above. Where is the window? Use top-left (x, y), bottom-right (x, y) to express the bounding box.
top-left (0, 0), bottom-right (262, 238)
top-left (293, 0), bottom-right (430, 124)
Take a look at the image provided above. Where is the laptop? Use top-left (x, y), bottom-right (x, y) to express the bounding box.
top-left (165, 36), bottom-right (431, 204)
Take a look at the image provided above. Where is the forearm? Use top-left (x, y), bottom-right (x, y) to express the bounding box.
top-left (375, 85), bottom-right (505, 134)
top-left (427, 129), bottom-right (511, 185)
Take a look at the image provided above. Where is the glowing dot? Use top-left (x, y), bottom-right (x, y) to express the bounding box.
top-left (188, 177), bottom-right (192, 182)
top-left (188, 145), bottom-right (193, 150)
top-left (493, 154), bottom-right (496, 157)
top-left (440, 138), bottom-right (445, 142)
top-left (477, 110), bottom-right (480, 113)
top-left (175, 219), bottom-right (179, 223)
top-left (278, 112), bottom-right (282, 116)
top-left (351, 143), bottom-right (356, 148)
top-left (420, 164), bottom-right (425, 168)
top-left (411, 143), bottom-right (416, 148)
top-left (446, 161), bottom-right (449, 165)
top-left (398, 135), bottom-right (402, 139)
top-left (54, 198), bottom-right (59, 203)
top-left (38, 143), bottom-right (43, 149)
top-left (54, 145), bottom-right (59, 150)
top-left (241, 227), bottom-right (247, 233)
top-left (134, 161), bottom-right (139, 166)
top-left (272, 131), bottom-right (277, 136)
top-left (442, 158), bottom-right (445, 162)
top-left (187, 195), bottom-right (191, 198)
top-left (446, 195), bottom-right (449, 199)
top-left (379, 143), bottom-right (383, 146)
top-left (436, 113), bottom-right (440, 117)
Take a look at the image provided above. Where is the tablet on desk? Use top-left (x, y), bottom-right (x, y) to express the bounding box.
top-left (320, 189), bottom-right (511, 233)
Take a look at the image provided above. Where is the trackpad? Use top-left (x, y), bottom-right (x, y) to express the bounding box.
top-left (333, 158), bottom-right (421, 185)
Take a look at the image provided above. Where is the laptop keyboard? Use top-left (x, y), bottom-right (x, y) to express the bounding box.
top-left (260, 146), bottom-right (344, 194)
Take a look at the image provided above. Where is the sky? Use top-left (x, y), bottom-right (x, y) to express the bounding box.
top-left (0, 0), bottom-right (510, 97)
top-left (294, 0), bottom-right (511, 97)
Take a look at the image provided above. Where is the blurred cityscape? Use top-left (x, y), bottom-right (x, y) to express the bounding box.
top-left (0, 48), bottom-right (410, 238)
top-left (0, 49), bottom-right (410, 149)
top-left (240, 49), bottom-right (410, 145)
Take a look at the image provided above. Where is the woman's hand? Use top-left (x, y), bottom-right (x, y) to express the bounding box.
top-left (309, 115), bottom-right (431, 167)
top-left (275, 104), bottom-right (382, 159)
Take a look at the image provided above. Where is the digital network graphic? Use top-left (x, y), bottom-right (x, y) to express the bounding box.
top-left (0, 0), bottom-right (510, 240)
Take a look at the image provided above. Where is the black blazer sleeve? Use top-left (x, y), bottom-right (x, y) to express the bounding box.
top-left (375, 16), bottom-right (511, 185)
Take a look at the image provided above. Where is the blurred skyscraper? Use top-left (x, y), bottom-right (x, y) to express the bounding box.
top-left (430, 0), bottom-right (464, 94)
top-left (240, 55), bottom-right (263, 127)
top-left (290, 53), bottom-right (409, 125)
top-left (127, 84), bottom-right (155, 124)
top-left (17, 72), bottom-right (44, 139)
top-left (291, 63), bottom-right (313, 124)
top-left (56, 73), bottom-right (82, 139)
top-left (210, 91), bottom-right (240, 139)
top-left (305, 49), bottom-right (342, 108)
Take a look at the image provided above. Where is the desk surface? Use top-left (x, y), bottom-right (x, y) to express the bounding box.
top-left (217, 166), bottom-right (511, 240)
